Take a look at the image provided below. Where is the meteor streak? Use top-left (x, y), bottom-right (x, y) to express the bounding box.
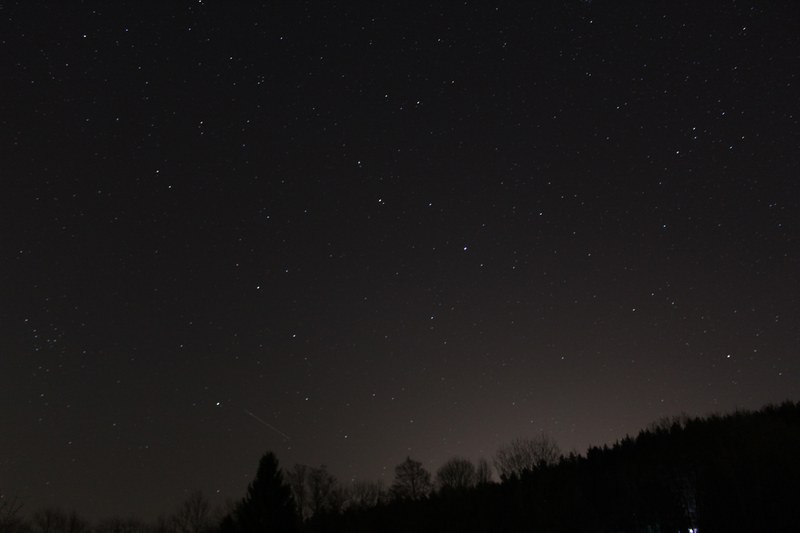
top-left (243, 409), bottom-right (291, 441)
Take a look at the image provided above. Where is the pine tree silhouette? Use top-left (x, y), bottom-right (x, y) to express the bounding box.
top-left (234, 452), bottom-right (298, 533)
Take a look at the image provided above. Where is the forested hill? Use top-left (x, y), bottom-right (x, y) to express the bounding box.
top-left (304, 401), bottom-right (800, 533)
top-left (4, 403), bottom-right (798, 533)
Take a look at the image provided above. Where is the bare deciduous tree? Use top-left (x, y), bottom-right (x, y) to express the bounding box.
top-left (288, 464), bottom-right (340, 520)
top-left (94, 517), bottom-right (150, 533)
top-left (494, 434), bottom-right (561, 480)
top-left (390, 457), bottom-right (432, 500)
top-left (343, 481), bottom-right (385, 510)
top-left (0, 494), bottom-right (25, 533)
top-left (476, 457), bottom-right (492, 485)
top-left (32, 508), bottom-right (65, 533)
top-left (435, 457), bottom-right (476, 491)
top-left (308, 466), bottom-right (337, 516)
top-left (30, 508), bottom-right (89, 533)
top-left (172, 490), bottom-right (211, 533)
top-left (286, 464), bottom-right (309, 520)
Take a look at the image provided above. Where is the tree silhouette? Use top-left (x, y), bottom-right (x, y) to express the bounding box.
top-left (233, 452), bottom-right (298, 533)
top-left (475, 457), bottom-right (492, 485)
top-left (94, 517), bottom-right (149, 533)
top-left (287, 464), bottom-right (340, 520)
top-left (0, 494), bottom-right (25, 533)
top-left (494, 434), bottom-right (561, 480)
top-left (307, 465), bottom-right (338, 517)
top-left (343, 480), bottom-right (385, 510)
top-left (390, 457), bottom-right (432, 500)
top-left (172, 490), bottom-right (211, 533)
top-left (4, 403), bottom-right (797, 533)
top-left (225, 402), bottom-right (800, 533)
top-left (435, 457), bottom-right (476, 491)
top-left (30, 508), bottom-right (89, 533)
top-left (285, 465), bottom-right (309, 521)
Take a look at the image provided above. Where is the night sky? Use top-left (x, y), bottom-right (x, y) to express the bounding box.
top-left (2, 0), bottom-right (799, 521)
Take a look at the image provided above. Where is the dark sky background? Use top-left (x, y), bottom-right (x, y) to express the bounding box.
top-left (2, 0), bottom-right (799, 522)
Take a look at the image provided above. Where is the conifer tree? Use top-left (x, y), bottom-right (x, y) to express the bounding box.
top-left (234, 452), bottom-right (298, 533)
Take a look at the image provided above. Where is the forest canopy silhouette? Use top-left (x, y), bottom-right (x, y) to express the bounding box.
top-left (2, 401), bottom-right (799, 533)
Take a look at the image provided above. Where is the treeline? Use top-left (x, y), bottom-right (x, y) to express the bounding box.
top-left (3, 402), bottom-right (799, 532)
top-left (321, 401), bottom-right (800, 533)
top-left (0, 491), bottom-right (218, 533)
